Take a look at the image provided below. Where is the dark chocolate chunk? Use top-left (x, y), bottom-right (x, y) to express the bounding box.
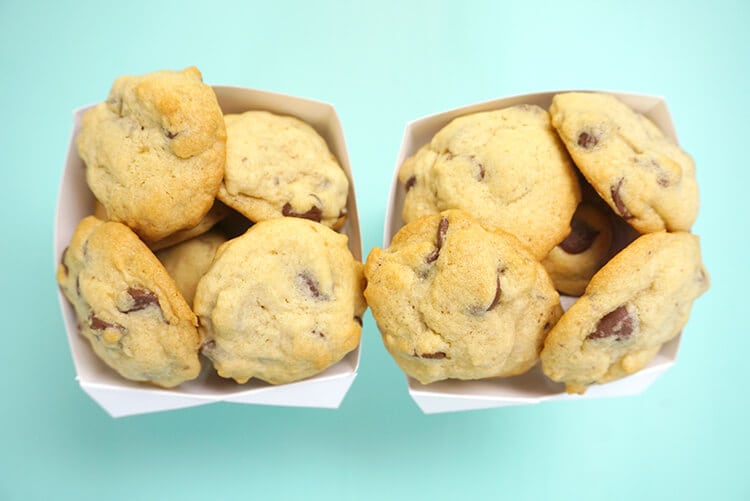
top-left (418, 351), bottom-right (446, 359)
top-left (425, 217), bottom-right (449, 264)
top-left (297, 272), bottom-right (328, 300)
top-left (611, 178), bottom-right (633, 219)
top-left (119, 287), bottom-right (160, 313)
top-left (467, 156), bottom-right (485, 181)
top-left (586, 305), bottom-right (635, 341)
top-left (88, 313), bottom-right (125, 332)
top-left (282, 203), bottom-right (323, 223)
top-left (405, 176), bottom-right (417, 192)
top-left (486, 273), bottom-right (502, 312)
top-left (165, 130), bottom-right (179, 139)
top-left (559, 218), bottom-right (600, 254)
top-left (577, 131), bottom-right (599, 149)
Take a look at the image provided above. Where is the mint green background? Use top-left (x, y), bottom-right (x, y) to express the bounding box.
top-left (1, 0), bottom-right (746, 499)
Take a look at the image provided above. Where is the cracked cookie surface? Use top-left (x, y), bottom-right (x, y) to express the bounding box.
top-left (540, 231), bottom-right (709, 394)
top-left (77, 67), bottom-right (226, 243)
top-left (218, 111), bottom-right (349, 229)
top-left (550, 92), bottom-right (698, 233)
top-left (193, 217), bottom-right (366, 385)
top-left (56, 216), bottom-right (201, 388)
top-left (398, 105), bottom-right (581, 259)
top-left (364, 210), bottom-right (563, 384)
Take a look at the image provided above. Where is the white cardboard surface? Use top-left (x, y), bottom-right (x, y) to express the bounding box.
top-left (384, 91), bottom-right (683, 414)
top-left (54, 86), bottom-right (362, 418)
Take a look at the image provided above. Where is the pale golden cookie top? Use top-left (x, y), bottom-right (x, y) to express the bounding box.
top-left (77, 67), bottom-right (226, 242)
top-left (218, 111), bottom-right (349, 229)
top-left (399, 105), bottom-right (581, 260)
top-left (550, 92), bottom-right (699, 233)
top-left (193, 217), bottom-right (366, 385)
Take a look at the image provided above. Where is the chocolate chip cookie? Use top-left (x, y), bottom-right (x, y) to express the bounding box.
top-left (550, 92), bottom-right (699, 233)
top-left (193, 217), bottom-right (366, 385)
top-left (365, 210), bottom-right (563, 384)
top-left (399, 105), bottom-right (581, 259)
top-left (156, 228), bottom-right (227, 307)
top-left (56, 216), bottom-right (202, 388)
top-left (540, 231), bottom-right (709, 394)
top-left (77, 67), bottom-right (226, 243)
top-left (541, 202), bottom-right (614, 296)
top-left (218, 110), bottom-right (349, 229)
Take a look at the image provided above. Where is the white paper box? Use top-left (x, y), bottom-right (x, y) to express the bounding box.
top-left (54, 86), bottom-right (362, 417)
top-left (384, 91), bottom-right (683, 414)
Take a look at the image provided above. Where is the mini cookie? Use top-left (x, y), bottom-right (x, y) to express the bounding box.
top-left (541, 202), bottom-right (614, 296)
top-left (540, 231), bottom-right (709, 394)
top-left (364, 210), bottom-right (563, 384)
top-left (399, 105), bottom-right (581, 260)
top-left (550, 92), bottom-right (699, 233)
top-left (77, 67), bottom-right (226, 243)
top-left (193, 217), bottom-right (366, 385)
top-left (156, 228), bottom-right (227, 306)
top-left (56, 216), bottom-right (201, 388)
top-left (218, 111), bottom-right (349, 229)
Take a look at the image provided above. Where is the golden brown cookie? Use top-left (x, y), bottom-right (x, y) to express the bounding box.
top-left (399, 105), bottom-right (581, 259)
top-left (193, 217), bottom-right (366, 385)
top-left (218, 111), bottom-right (349, 229)
top-left (57, 216), bottom-right (201, 388)
top-left (540, 231), bottom-right (709, 393)
top-left (365, 210), bottom-right (562, 384)
top-left (77, 67), bottom-right (226, 243)
top-left (550, 92), bottom-right (699, 233)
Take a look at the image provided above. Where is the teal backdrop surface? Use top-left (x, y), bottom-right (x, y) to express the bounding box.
top-left (1, 0), bottom-right (746, 498)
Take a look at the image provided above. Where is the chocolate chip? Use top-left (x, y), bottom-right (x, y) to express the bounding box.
top-left (405, 176), bottom-right (417, 192)
top-left (88, 313), bottom-right (125, 332)
top-left (586, 305), bottom-right (636, 341)
top-left (611, 178), bottom-right (633, 219)
top-left (486, 273), bottom-right (502, 312)
top-left (577, 132), bottom-right (599, 149)
top-left (119, 287), bottom-right (160, 313)
top-left (282, 203), bottom-right (322, 223)
top-left (559, 217), bottom-right (600, 254)
top-left (312, 329), bottom-right (326, 338)
top-left (466, 155), bottom-right (485, 181)
top-left (417, 351), bottom-right (446, 359)
top-left (297, 272), bottom-right (328, 300)
top-left (425, 217), bottom-right (449, 264)
top-left (165, 130), bottom-right (178, 139)
top-left (354, 316), bottom-right (363, 326)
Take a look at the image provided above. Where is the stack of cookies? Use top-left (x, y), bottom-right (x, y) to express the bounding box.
top-left (365, 92), bottom-right (709, 394)
top-left (57, 67), bottom-right (366, 389)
